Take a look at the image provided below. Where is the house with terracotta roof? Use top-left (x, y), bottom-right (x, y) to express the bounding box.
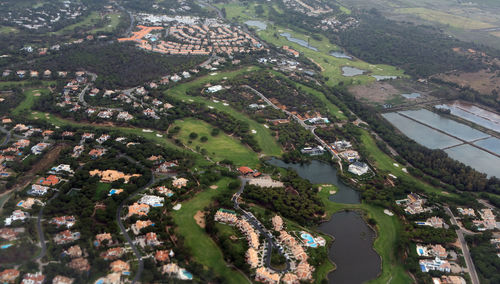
top-left (246, 247), bottom-right (259, 268)
top-left (89, 169), bottom-right (141, 183)
top-left (64, 245), bottom-right (82, 258)
top-left (50, 216), bottom-right (76, 228)
top-left (37, 175), bottom-right (60, 186)
top-left (255, 267), bottom-right (280, 284)
top-left (172, 177), bottom-right (188, 189)
top-left (238, 166), bottom-right (253, 175)
top-left (131, 220), bottom-right (154, 235)
top-left (110, 260), bottom-right (129, 273)
top-left (69, 257), bottom-right (90, 272)
top-left (95, 233), bottom-right (113, 247)
top-left (0, 228), bottom-right (19, 241)
top-left (0, 268), bottom-right (20, 283)
top-left (54, 230), bottom-right (80, 245)
top-left (145, 232), bottom-right (161, 247)
top-left (155, 250), bottom-right (170, 262)
top-left (89, 148), bottom-right (106, 159)
top-left (127, 203), bottom-right (150, 218)
top-left (272, 215), bottom-right (283, 231)
top-left (100, 247), bottom-right (125, 260)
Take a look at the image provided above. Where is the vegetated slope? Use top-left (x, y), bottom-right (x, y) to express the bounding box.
top-left (23, 42), bottom-right (207, 89)
top-left (336, 10), bottom-right (485, 77)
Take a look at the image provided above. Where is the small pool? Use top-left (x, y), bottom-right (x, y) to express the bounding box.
top-left (416, 222), bottom-right (426, 225)
top-left (94, 241), bottom-right (99, 246)
top-left (418, 248), bottom-right (424, 255)
top-left (95, 279), bottom-right (104, 284)
top-left (153, 204), bottom-right (163, 207)
top-left (109, 189), bottom-right (117, 195)
top-left (122, 271), bottom-right (130, 275)
top-left (17, 201), bottom-right (24, 206)
top-left (1, 244), bottom-right (13, 249)
top-left (167, 193), bottom-right (174, 197)
top-left (420, 264), bottom-right (427, 272)
top-left (301, 232), bottom-right (317, 247)
top-left (180, 269), bottom-right (193, 280)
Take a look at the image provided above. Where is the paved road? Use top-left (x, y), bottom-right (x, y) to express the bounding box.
top-left (33, 191), bottom-right (61, 266)
top-left (116, 155), bottom-right (155, 284)
top-left (233, 177), bottom-right (291, 273)
top-left (445, 207), bottom-right (480, 284)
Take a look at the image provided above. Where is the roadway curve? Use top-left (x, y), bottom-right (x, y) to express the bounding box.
top-left (445, 207), bottom-right (480, 284)
top-left (116, 155), bottom-right (156, 284)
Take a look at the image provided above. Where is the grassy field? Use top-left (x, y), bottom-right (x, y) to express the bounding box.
top-left (166, 67), bottom-right (282, 157)
top-left (395, 8), bottom-right (494, 30)
top-left (318, 189), bottom-right (413, 284)
top-left (90, 13), bottom-right (122, 34)
top-left (172, 118), bottom-right (260, 167)
top-left (13, 87), bottom-right (52, 116)
top-left (172, 178), bottom-right (249, 283)
top-left (52, 11), bottom-right (102, 35)
top-left (257, 24), bottom-right (405, 87)
top-left (0, 26), bottom-right (18, 34)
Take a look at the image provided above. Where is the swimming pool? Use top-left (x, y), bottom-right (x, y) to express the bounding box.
top-left (109, 189), bottom-right (117, 195)
top-left (95, 279), bottom-right (104, 284)
top-left (301, 232), bottom-right (318, 247)
top-left (17, 201), bottom-right (24, 206)
top-left (180, 269), bottom-right (193, 280)
top-left (418, 248), bottom-right (424, 255)
top-left (1, 244), bottom-right (13, 249)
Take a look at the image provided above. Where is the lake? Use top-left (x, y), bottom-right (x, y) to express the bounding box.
top-left (280, 32), bottom-right (319, 51)
top-left (445, 144), bottom-right (500, 178)
top-left (318, 211), bottom-right (381, 284)
top-left (267, 158), bottom-right (360, 204)
top-left (330, 51), bottom-right (352, 59)
top-left (435, 102), bottom-right (500, 133)
top-left (342, 66), bottom-right (365, 77)
top-left (245, 20), bottom-right (267, 31)
top-left (382, 112), bottom-right (462, 149)
top-left (399, 109), bottom-right (490, 142)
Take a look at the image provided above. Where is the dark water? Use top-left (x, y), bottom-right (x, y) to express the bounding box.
top-left (266, 159), bottom-right (381, 282)
top-left (279, 32), bottom-right (319, 51)
top-left (318, 211), bottom-right (381, 284)
top-left (267, 158), bottom-right (360, 204)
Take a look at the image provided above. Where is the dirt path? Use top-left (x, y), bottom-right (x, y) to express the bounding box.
top-left (194, 210), bottom-right (206, 228)
top-left (0, 144), bottom-right (67, 211)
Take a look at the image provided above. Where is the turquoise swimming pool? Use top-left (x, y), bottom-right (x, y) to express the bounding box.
top-left (1, 244), bottom-right (13, 249)
top-left (301, 232), bottom-right (318, 248)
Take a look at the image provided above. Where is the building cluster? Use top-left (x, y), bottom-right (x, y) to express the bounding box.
top-left (396, 193), bottom-right (431, 215)
top-left (118, 23), bottom-right (263, 55)
top-left (0, 1), bottom-right (86, 30)
top-left (316, 16), bottom-right (359, 32)
top-left (472, 208), bottom-right (498, 231)
top-left (282, 0), bottom-right (333, 16)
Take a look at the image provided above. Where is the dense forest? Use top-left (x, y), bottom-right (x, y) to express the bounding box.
top-left (19, 42), bottom-right (206, 89)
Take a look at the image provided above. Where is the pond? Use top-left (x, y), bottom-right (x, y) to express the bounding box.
top-left (318, 211), bottom-right (381, 284)
top-left (267, 158), bottom-right (360, 204)
top-left (401, 92), bottom-right (421, 99)
top-left (382, 112), bottom-right (462, 149)
top-left (474, 137), bottom-right (500, 156)
top-left (342, 66), bottom-right (365, 77)
top-left (279, 32), bottom-right (319, 51)
top-left (445, 144), bottom-right (500, 178)
top-left (435, 102), bottom-right (500, 133)
top-left (399, 109), bottom-right (490, 142)
top-left (330, 51), bottom-right (352, 59)
top-left (245, 20), bottom-right (267, 31)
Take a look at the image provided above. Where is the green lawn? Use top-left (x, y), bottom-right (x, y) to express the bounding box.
top-left (257, 24), bottom-right (405, 86)
top-left (172, 178), bottom-right (249, 283)
top-left (13, 87), bottom-right (52, 116)
top-left (51, 12), bottom-right (101, 35)
top-left (0, 26), bottom-right (18, 34)
top-left (318, 188), bottom-right (412, 284)
top-left (90, 13), bottom-right (122, 34)
top-left (166, 67), bottom-right (282, 157)
top-left (173, 118), bottom-right (260, 167)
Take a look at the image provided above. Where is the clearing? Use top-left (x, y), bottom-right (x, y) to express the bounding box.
top-left (435, 69), bottom-right (500, 97)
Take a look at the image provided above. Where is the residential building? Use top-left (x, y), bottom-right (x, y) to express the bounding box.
top-left (272, 215), bottom-right (283, 231)
top-left (246, 247), bottom-right (259, 268)
top-left (0, 228), bottom-right (19, 241)
top-left (432, 276), bottom-right (466, 284)
top-left (52, 275), bottom-right (74, 284)
top-left (89, 169), bottom-right (141, 183)
top-left (31, 142), bottom-right (50, 155)
top-left (50, 164), bottom-right (74, 174)
top-left (301, 146), bottom-right (325, 156)
top-left (110, 260), bottom-right (129, 273)
top-left (138, 195), bottom-right (164, 207)
top-left (0, 269), bottom-right (20, 283)
top-left (419, 257), bottom-right (451, 273)
top-left (155, 250), bottom-right (170, 262)
top-left (21, 272), bottom-right (44, 284)
top-left (95, 233), bottom-right (112, 247)
top-left (172, 177), bottom-right (188, 188)
top-left (255, 267), bottom-right (280, 284)
top-left (37, 175), bottom-right (60, 186)
top-left (348, 161), bottom-right (369, 176)
top-left (214, 209), bottom-right (238, 224)
top-left (131, 220), bottom-right (154, 235)
top-left (89, 148), bottom-right (106, 159)
top-left (50, 216), bottom-right (76, 228)
top-left (5, 210), bottom-right (29, 226)
top-left (69, 257), bottom-right (90, 272)
top-left (457, 208), bottom-right (475, 217)
top-left (64, 245), bottom-right (82, 258)
top-left (101, 247), bottom-right (125, 260)
top-left (54, 230), bottom-right (80, 245)
top-left (127, 203), bottom-right (150, 217)
top-left (206, 85), bottom-right (223, 93)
